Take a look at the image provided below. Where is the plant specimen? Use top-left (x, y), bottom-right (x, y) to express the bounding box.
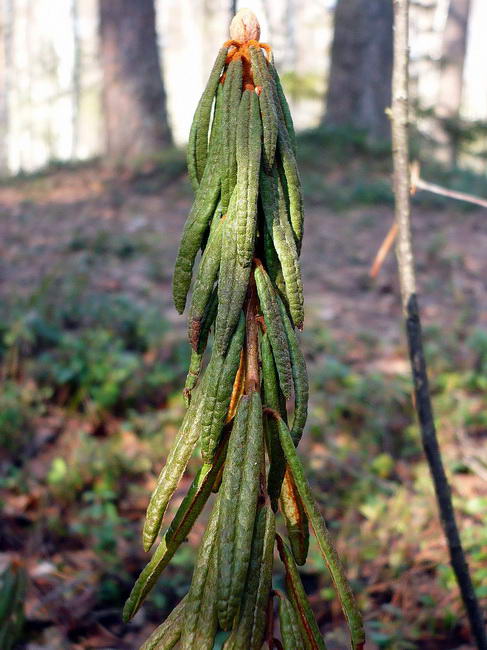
top-left (123, 10), bottom-right (364, 649)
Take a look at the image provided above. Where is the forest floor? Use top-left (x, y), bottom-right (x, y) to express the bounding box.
top-left (0, 145), bottom-right (486, 649)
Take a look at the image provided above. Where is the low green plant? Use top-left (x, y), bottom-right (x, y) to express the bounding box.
top-left (0, 562), bottom-right (27, 650)
top-left (1, 286), bottom-right (188, 416)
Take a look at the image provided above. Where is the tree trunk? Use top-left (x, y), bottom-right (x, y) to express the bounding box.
top-left (324, 0), bottom-right (393, 143)
top-left (0, 28), bottom-right (7, 175)
top-left (437, 0), bottom-right (471, 165)
top-left (71, 0), bottom-right (81, 160)
top-left (0, 0), bottom-right (13, 175)
top-left (99, 0), bottom-right (171, 164)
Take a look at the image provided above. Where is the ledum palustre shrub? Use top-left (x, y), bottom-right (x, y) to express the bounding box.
top-left (123, 10), bottom-right (365, 649)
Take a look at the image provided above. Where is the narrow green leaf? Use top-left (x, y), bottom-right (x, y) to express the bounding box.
top-left (277, 419), bottom-right (365, 650)
top-left (140, 596), bottom-right (187, 650)
top-left (276, 590), bottom-right (305, 650)
top-left (124, 438), bottom-right (228, 621)
top-left (276, 535), bottom-right (326, 650)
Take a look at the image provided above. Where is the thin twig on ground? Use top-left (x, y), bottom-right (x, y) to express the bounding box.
top-left (391, 1), bottom-right (487, 648)
top-left (369, 221), bottom-right (398, 278)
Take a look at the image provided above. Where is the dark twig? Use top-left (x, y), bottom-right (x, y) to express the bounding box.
top-left (391, 1), bottom-right (486, 647)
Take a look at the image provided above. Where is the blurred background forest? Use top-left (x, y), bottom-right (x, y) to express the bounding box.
top-left (0, 0), bottom-right (486, 648)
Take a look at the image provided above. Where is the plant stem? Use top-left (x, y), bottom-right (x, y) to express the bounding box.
top-left (391, 1), bottom-right (486, 647)
top-left (245, 274), bottom-right (260, 393)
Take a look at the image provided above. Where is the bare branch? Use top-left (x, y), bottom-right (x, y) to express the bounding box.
top-left (370, 162), bottom-right (487, 278)
top-left (392, 1), bottom-right (487, 647)
top-left (411, 161), bottom-right (487, 209)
